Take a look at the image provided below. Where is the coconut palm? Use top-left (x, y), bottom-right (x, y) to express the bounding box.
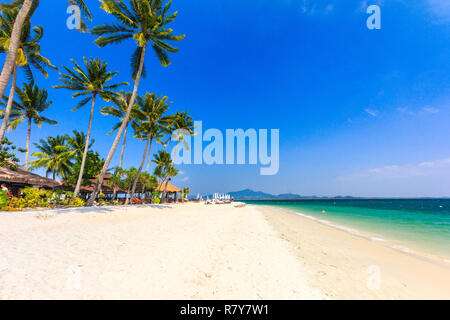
top-left (146, 126), bottom-right (165, 173)
top-left (0, 0), bottom-right (36, 103)
top-left (129, 93), bottom-right (171, 203)
top-left (0, 83), bottom-right (57, 169)
top-left (54, 57), bottom-right (128, 196)
top-left (88, 0), bottom-right (185, 206)
top-left (66, 130), bottom-right (94, 159)
top-left (0, 6), bottom-right (57, 141)
top-left (169, 111), bottom-right (194, 164)
top-left (153, 149), bottom-right (178, 203)
top-left (138, 171), bottom-right (157, 200)
top-left (29, 135), bottom-right (74, 180)
top-left (100, 91), bottom-right (137, 169)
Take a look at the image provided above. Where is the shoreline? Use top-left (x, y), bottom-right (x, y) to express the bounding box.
top-left (258, 204), bottom-right (450, 299)
top-left (255, 205), bottom-right (450, 269)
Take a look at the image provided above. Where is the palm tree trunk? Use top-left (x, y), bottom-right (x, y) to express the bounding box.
top-left (119, 122), bottom-right (128, 169)
top-left (162, 178), bottom-right (170, 203)
top-left (112, 124), bottom-right (128, 201)
top-left (24, 117), bottom-right (31, 169)
top-left (0, 64), bottom-right (18, 142)
top-left (146, 137), bottom-right (153, 173)
top-left (130, 135), bottom-right (151, 204)
top-left (125, 188), bottom-right (131, 205)
top-left (74, 94), bottom-right (96, 197)
top-left (87, 45), bottom-right (147, 206)
top-left (0, 0), bottom-right (33, 101)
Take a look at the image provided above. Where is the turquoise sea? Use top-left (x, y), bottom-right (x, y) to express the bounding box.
top-left (244, 199), bottom-right (450, 259)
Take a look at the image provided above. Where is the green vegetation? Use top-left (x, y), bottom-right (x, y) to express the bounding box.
top-left (0, 1), bottom-right (192, 210)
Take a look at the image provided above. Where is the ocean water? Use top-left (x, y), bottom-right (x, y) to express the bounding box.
top-left (244, 199), bottom-right (450, 259)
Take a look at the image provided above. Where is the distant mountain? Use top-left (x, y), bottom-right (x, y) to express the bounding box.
top-left (277, 193), bottom-right (303, 199)
top-left (228, 189), bottom-right (276, 200)
top-left (223, 189), bottom-right (359, 200)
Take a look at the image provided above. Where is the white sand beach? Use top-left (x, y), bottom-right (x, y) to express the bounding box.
top-left (0, 203), bottom-right (449, 300)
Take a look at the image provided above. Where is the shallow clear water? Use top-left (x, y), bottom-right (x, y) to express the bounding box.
top-left (245, 199), bottom-right (450, 258)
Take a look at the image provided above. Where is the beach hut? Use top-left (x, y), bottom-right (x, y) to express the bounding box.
top-left (156, 182), bottom-right (181, 202)
top-left (0, 161), bottom-right (60, 196)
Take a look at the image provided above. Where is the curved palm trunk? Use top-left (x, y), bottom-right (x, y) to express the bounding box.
top-left (118, 122), bottom-right (128, 169)
top-left (24, 117), bottom-right (31, 169)
top-left (87, 45), bottom-right (147, 206)
top-left (125, 188), bottom-right (131, 205)
top-left (130, 136), bottom-right (151, 204)
top-left (74, 95), bottom-right (96, 197)
top-left (0, 0), bottom-right (33, 101)
top-left (162, 178), bottom-right (170, 203)
top-left (112, 122), bottom-right (128, 202)
top-left (146, 137), bottom-right (153, 173)
top-left (0, 65), bottom-right (18, 142)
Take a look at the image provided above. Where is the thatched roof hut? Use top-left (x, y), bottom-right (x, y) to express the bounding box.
top-left (156, 182), bottom-right (181, 193)
top-left (0, 161), bottom-right (60, 189)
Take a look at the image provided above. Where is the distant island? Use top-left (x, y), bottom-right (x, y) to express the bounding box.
top-left (203, 189), bottom-right (358, 200)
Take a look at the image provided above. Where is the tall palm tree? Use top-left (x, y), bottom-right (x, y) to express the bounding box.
top-left (87, 0), bottom-right (185, 206)
top-left (0, 83), bottom-right (57, 169)
top-left (100, 91), bottom-right (137, 169)
top-left (0, 0), bottom-right (36, 103)
top-left (153, 149), bottom-right (178, 203)
top-left (29, 135), bottom-right (74, 180)
top-left (0, 6), bottom-right (57, 142)
top-left (54, 57), bottom-right (128, 196)
top-left (129, 93), bottom-right (171, 204)
top-left (170, 111), bottom-right (194, 164)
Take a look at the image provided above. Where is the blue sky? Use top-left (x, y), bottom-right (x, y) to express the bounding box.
top-left (6, 0), bottom-right (450, 197)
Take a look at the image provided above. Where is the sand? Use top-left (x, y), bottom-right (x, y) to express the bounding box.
top-left (0, 203), bottom-right (448, 300)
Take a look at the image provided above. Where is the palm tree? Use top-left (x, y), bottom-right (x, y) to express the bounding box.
top-left (66, 130), bottom-right (94, 159)
top-left (0, 83), bottom-right (57, 169)
top-left (170, 111), bottom-right (194, 164)
top-left (0, 6), bottom-right (57, 141)
top-left (107, 166), bottom-right (125, 202)
top-left (0, 0), bottom-right (36, 103)
top-left (88, 0), bottom-right (185, 206)
top-left (153, 150), bottom-right (178, 203)
top-left (138, 171), bottom-right (157, 201)
top-left (146, 126), bottom-right (165, 173)
top-left (54, 57), bottom-right (128, 197)
top-left (100, 91), bottom-right (137, 169)
top-left (129, 93), bottom-right (171, 203)
top-left (29, 135), bottom-right (74, 180)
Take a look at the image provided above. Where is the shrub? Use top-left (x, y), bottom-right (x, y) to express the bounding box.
top-left (0, 190), bottom-right (8, 208)
top-left (69, 197), bottom-right (85, 207)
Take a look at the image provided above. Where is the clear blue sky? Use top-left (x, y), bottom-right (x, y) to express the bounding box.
top-left (6, 0), bottom-right (450, 197)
